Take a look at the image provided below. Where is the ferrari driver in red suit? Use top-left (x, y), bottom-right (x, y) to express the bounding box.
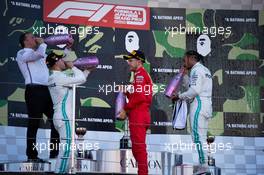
top-left (119, 50), bottom-right (153, 175)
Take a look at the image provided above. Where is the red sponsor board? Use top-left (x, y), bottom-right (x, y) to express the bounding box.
top-left (43, 0), bottom-right (150, 30)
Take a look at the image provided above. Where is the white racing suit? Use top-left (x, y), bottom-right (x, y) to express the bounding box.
top-left (179, 62), bottom-right (212, 165)
top-left (48, 67), bottom-right (89, 173)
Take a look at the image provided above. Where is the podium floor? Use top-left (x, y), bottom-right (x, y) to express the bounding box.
top-left (0, 149), bottom-right (221, 175)
top-left (0, 173), bottom-right (137, 175)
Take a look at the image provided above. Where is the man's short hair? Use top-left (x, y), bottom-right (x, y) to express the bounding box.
top-left (185, 50), bottom-right (203, 62)
top-left (19, 32), bottom-right (31, 48)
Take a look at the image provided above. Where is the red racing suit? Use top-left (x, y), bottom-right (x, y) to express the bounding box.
top-left (124, 66), bottom-right (153, 175)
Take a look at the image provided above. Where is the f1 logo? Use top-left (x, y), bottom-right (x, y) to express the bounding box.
top-left (47, 1), bottom-right (114, 21)
top-left (44, 0), bottom-right (150, 30)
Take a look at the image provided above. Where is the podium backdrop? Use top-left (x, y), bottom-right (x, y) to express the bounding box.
top-left (0, 0), bottom-right (263, 137)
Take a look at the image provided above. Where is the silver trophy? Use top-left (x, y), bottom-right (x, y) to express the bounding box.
top-left (76, 127), bottom-right (87, 139)
top-left (115, 92), bottom-right (132, 149)
top-left (120, 119), bottom-right (132, 149)
top-left (207, 135), bottom-right (215, 166)
top-left (76, 127), bottom-right (87, 159)
top-left (75, 127), bottom-right (93, 160)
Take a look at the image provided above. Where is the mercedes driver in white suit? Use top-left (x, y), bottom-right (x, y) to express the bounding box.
top-left (46, 50), bottom-right (91, 174)
top-left (173, 50), bottom-right (213, 175)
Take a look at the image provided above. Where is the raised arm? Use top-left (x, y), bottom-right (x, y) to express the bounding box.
top-left (19, 43), bottom-right (47, 62)
top-left (59, 66), bottom-right (87, 87)
top-left (179, 69), bottom-right (203, 100)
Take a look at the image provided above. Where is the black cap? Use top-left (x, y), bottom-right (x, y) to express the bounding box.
top-left (123, 50), bottom-right (145, 63)
top-left (46, 51), bottom-right (64, 68)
